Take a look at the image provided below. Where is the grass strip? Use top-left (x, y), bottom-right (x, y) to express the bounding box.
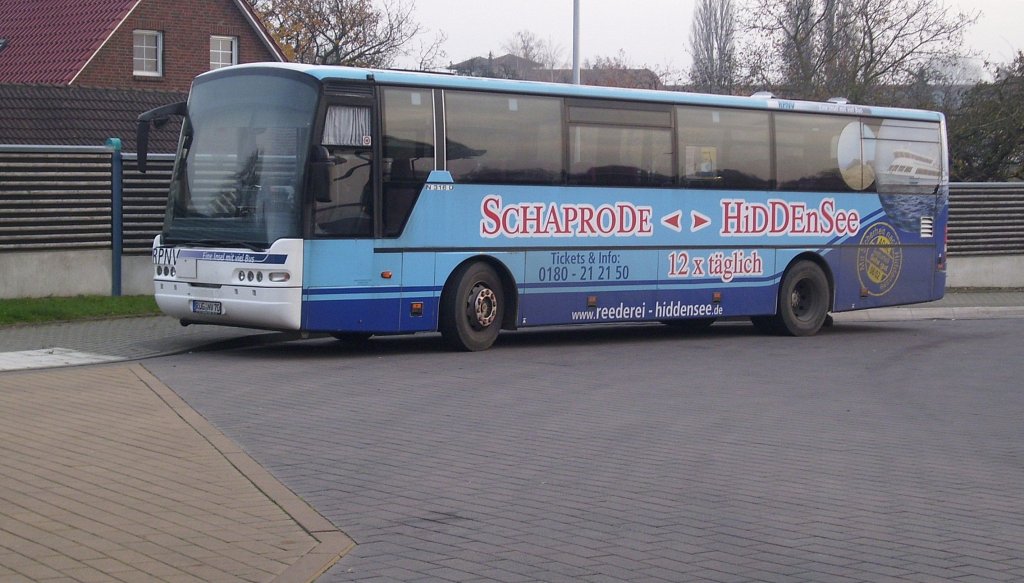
top-left (0, 295), bottom-right (161, 327)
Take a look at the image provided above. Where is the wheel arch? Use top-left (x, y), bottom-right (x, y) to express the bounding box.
top-left (441, 255), bottom-right (520, 330)
top-left (781, 252), bottom-right (836, 311)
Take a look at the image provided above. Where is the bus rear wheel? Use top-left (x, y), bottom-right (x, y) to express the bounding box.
top-left (750, 316), bottom-right (780, 334)
top-left (775, 260), bottom-right (830, 336)
top-left (440, 262), bottom-right (504, 351)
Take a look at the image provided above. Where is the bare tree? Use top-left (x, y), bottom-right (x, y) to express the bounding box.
top-left (249, 0), bottom-right (437, 68)
top-left (499, 30), bottom-right (565, 79)
top-left (502, 30), bottom-right (544, 67)
top-left (689, 0), bottom-right (737, 94)
top-left (584, 50), bottom-right (663, 89)
top-left (742, 0), bottom-right (978, 105)
top-left (535, 38), bottom-right (568, 72)
top-left (411, 30), bottom-right (448, 71)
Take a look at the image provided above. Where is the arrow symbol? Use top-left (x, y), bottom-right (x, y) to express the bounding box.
top-left (661, 210), bottom-right (683, 232)
top-left (691, 210), bottom-right (711, 232)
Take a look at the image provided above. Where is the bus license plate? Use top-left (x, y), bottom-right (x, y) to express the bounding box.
top-left (191, 300), bottom-right (222, 315)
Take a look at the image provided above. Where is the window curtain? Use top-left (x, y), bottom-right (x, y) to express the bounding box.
top-left (323, 105), bottom-right (371, 147)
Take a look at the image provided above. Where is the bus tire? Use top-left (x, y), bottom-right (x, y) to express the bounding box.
top-left (776, 260), bottom-right (830, 336)
top-left (750, 315), bottom-right (780, 334)
top-left (439, 262), bottom-right (504, 351)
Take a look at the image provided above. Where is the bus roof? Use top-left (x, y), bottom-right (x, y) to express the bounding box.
top-left (206, 62), bottom-right (945, 123)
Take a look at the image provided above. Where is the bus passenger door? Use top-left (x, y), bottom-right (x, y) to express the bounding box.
top-left (313, 102), bottom-right (375, 238)
top-left (303, 94), bottom-right (401, 333)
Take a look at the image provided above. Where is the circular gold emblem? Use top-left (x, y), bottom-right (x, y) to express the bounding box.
top-left (857, 222), bottom-right (903, 296)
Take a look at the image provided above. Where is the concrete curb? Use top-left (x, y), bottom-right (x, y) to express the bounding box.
top-left (833, 306), bottom-right (1024, 323)
top-left (131, 364), bottom-right (357, 582)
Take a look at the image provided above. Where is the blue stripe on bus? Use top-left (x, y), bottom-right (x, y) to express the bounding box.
top-left (177, 250), bottom-right (288, 264)
top-left (521, 273), bottom-right (781, 291)
top-left (303, 296), bottom-right (438, 333)
top-left (304, 285), bottom-right (440, 296)
top-left (301, 285), bottom-right (781, 330)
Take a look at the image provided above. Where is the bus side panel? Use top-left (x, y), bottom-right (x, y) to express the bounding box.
top-left (302, 239), bottom-right (403, 333)
top-left (520, 249), bottom-right (658, 326)
top-left (834, 243), bottom-right (942, 312)
top-left (400, 252), bottom-right (439, 332)
top-left (657, 247), bottom-right (779, 319)
top-left (831, 199), bottom-right (946, 312)
top-left (304, 296), bottom-right (402, 332)
top-left (521, 286), bottom-right (780, 326)
top-left (517, 248), bottom-right (780, 326)
top-left (397, 181), bottom-right (947, 325)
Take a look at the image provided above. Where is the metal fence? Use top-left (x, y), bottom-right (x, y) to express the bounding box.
top-left (122, 153), bottom-right (174, 252)
top-left (1, 145), bottom-right (1022, 256)
top-left (0, 146), bottom-right (172, 254)
top-left (0, 146), bottom-right (112, 251)
top-left (948, 183), bottom-right (1024, 256)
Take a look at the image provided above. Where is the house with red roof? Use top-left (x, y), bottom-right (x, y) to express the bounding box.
top-left (0, 0), bottom-right (285, 149)
top-left (0, 0), bottom-right (288, 298)
top-left (0, 0), bottom-right (284, 91)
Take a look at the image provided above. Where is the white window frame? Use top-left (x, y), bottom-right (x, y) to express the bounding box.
top-left (133, 30), bottom-right (163, 77)
top-left (210, 35), bottom-right (238, 70)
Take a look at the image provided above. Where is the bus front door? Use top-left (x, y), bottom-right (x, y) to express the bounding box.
top-left (304, 98), bottom-right (401, 333)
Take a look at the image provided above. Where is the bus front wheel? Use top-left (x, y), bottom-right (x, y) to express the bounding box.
top-left (775, 260), bottom-right (830, 336)
top-left (440, 262), bottom-right (504, 351)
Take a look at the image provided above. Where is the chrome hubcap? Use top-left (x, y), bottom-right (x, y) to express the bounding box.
top-left (468, 284), bottom-right (498, 329)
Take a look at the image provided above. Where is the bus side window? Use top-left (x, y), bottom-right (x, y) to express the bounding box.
top-left (382, 88), bottom-right (435, 236)
top-left (567, 103), bottom-right (673, 187)
top-left (775, 112), bottom-right (859, 192)
top-left (315, 105), bottom-right (373, 237)
top-left (676, 106), bottom-right (771, 190)
top-left (866, 119), bottom-right (943, 196)
top-left (445, 91), bottom-right (563, 185)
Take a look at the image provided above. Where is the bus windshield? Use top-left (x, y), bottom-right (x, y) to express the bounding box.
top-left (162, 71), bottom-right (319, 248)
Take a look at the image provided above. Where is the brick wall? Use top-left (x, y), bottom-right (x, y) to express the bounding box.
top-left (75, 0), bottom-right (280, 92)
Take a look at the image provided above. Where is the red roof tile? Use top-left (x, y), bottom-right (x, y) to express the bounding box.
top-left (0, 0), bottom-right (139, 84)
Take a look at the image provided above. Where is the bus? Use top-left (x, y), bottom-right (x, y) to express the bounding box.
top-left (138, 62), bottom-right (948, 351)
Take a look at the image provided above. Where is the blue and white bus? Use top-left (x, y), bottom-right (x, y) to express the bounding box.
top-left (139, 62), bottom-right (948, 350)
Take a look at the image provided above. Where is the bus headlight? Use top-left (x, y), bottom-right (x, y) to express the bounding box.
top-left (269, 272), bottom-right (290, 283)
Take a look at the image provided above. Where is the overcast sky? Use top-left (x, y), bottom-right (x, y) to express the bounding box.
top-left (397, 0), bottom-right (1024, 81)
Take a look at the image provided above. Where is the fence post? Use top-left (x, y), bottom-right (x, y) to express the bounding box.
top-left (106, 138), bottom-right (123, 296)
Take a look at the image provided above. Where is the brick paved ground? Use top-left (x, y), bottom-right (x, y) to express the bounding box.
top-left (0, 364), bottom-right (352, 583)
top-left (145, 318), bottom-right (1024, 582)
top-left (0, 316), bottom-right (283, 371)
top-left (1, 290), bottom-right (1021, 372)
top-left (1, 293), bottom-right (1023, 582)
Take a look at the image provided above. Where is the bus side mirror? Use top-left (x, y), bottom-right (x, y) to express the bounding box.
top-left (136, 101), bottom-right (186, 173)
top-left (308, 145), bottom-right (333, 203)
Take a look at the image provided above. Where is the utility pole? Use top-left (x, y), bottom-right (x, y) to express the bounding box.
top-left (572, 0), bottom-right (580, 84)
